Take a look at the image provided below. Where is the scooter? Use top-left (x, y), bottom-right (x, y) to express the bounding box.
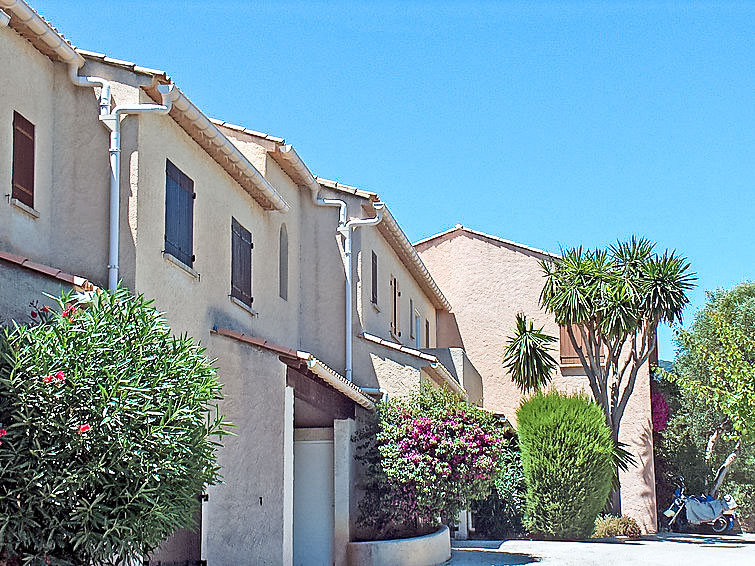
top-left (663, 477), bottom-right (737, 534)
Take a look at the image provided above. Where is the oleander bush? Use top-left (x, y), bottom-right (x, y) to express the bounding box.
top-left (593, 515), bottom-right (642, 538)
top-left (356, 385), bottom-right (506, 540)
top-left (0, 288), bottom-right (230, 566)
top-left (517, 390), bottom-right (615, 539)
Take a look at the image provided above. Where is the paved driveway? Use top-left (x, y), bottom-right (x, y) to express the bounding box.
top-left (450, 533), bottom-right (755, 565)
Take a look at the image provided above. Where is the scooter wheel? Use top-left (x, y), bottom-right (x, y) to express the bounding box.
top-left (711, 517), bottom-right (729, 534)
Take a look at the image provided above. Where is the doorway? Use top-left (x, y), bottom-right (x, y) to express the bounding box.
top-left (293, 428), bottom-right (334, 566)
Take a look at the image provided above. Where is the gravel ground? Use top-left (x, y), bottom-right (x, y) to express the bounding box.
top-left (450, 533), bottom-right (755, 565)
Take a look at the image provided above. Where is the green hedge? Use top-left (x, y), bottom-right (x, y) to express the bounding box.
top-left (517, 390), bottom-right (614, 539)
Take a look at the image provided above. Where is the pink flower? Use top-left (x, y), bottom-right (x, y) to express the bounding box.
top-left (41, 305), bottom-right (50, 313)
top-left (651, 391), bottom-right (670, 432)
top-left (0, 429), bottom-right (6, 437)
top-left (42, 375), bottom-right (53, 384)
top-left (54, 371), bottom-right (65, 382)
top-left (78, 423), bottom-right (91, 434)
top-left (62, 305), bottom-right (77, 319)
top-left (30, 311), bottom-right (38, 319)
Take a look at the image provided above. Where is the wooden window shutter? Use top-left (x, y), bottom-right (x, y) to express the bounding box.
top-left (559, 325), bottom-right (582, 365)
top-left (371, 251), bottom-right (378, 304)
top-left (164, 160), bottom-right (195, 267)
top-left (409, 299), bottom-right (415, 339)
top-left (560, 325), bottom-right (606, 366)
top-left (12, 111), bottom-right (35, 209)
top-left (279, 224), bottom-right (288, 300)
top-left (231, 218), bottom-right (253, 307)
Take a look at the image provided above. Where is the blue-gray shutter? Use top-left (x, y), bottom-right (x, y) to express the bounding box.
top-left (231, 218), bottom-right (253, 306)
top-left (165, 160), bottom-right (194, 267)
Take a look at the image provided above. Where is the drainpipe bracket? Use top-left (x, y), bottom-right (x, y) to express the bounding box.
top-left (99, 114), bottom-right (117, 132)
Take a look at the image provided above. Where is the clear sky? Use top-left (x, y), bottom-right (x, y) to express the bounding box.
top-left (33, 1), bottom-right (755, 360)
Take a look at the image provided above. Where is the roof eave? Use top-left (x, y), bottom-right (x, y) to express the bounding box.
top-left (1, 0), bottom-right (84, 66)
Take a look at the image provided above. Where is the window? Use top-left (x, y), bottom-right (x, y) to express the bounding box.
top-left (164, 160), bottom-right (195, 267)
top-left (371, 251), bottom-right (378, 305)
top-left (559, 324), bottom-right (605, 366)
top-left (279, 224), bottom-right (288, 300)
top-left (390, 275), bottom-right (400, 337)
top-left (425, 319), bottom-right (430, 349)
top-left (12, 111), bottom-right (35, 209)
top-left (231, 218), bottom-right (253, 307)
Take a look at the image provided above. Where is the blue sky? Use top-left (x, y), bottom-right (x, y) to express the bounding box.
top-left (35, 1), bottom-right (755, 360)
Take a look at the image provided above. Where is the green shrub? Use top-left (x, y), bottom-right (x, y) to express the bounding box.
top-left (470, 436), bottom-right (526, 539)
top-left (356, 385), bottom-right (506, 540)
top-left (593, 515), bottom-right (642, 538)
top-left (517, 390), bottom-right (614, 539)
top-left (0, 288), bottom-right (230, 565)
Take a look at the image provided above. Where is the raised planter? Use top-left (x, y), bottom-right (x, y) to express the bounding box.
top-left (347, 525), bottom-right (451, 566)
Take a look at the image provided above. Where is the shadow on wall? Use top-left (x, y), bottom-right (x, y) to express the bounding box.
top-left (437, 311), bottom-right (465, 349)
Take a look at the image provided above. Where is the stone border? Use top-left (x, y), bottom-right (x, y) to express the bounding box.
top-left (347, 525), bottom-right (451, 566)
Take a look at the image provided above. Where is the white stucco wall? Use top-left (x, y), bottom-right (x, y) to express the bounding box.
top-left (0, 29), bottom-right (110, 285)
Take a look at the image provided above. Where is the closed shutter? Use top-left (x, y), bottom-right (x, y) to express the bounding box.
top-left (425, 319), bottom-right (430, 349)
top-left (560, 325), bottom-right (582, 365)
top-left (560, 325), bottom-right (605, 366)
top-left (165, 160), bottom-right (195, 267)
top-left (409, 299), bottom-right (415, 339)
top-left (231, 218), bottom-right (253, 307)
top-left (12, 111), bottom-right (35, 209)
top-left (279, 224), bottom-right (288, 300)
top-left (390, 276), bottom-right (400, 337)
top-left (371, 251), bottom-right (378, 304)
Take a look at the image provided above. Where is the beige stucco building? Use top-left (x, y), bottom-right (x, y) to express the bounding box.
top-left (0, 2), bottom-right (482, 565)
top-left (415, 225), bottom-right (658, 533)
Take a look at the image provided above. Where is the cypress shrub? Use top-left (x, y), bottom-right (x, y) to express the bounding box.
top-left (516, 390), bottom-right (614, 539)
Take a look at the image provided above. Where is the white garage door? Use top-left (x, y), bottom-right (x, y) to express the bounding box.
top-left (293, 436), bottom-right (334, 566)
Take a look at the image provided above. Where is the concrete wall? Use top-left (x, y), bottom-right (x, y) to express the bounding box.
top-left (416, 229), bottom-right (657, 532)
top-left (204, 336), bottom-right (289, 566)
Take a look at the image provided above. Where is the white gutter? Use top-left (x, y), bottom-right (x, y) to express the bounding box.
top-left (0, 0), bottom-right (84, 65)
top-left (0, 9), bottom-right (10, 26)
top-left (277, 144), bottom-right (385, 382)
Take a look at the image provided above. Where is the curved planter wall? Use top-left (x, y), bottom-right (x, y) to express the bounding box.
top-left (347, 525), bottom-right (451, 566)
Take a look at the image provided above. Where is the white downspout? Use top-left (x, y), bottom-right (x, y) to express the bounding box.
top-left (99, 87), bottom-right (176, 290)
top-left (341, 204), bottom-right (384, 381)
top-left (310, 187), bottom-right (385, 381)
top-left (70, 61), bottom-right (176, 290)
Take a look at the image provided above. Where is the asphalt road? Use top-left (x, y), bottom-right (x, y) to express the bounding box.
top-left (450, 533), bottom-right (755, 565)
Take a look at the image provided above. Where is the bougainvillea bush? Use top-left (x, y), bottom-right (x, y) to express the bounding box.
top-left (0, 288), bottom-right (230, 566)
top-left (356, 385), bottom-right (506, 540)
top-left (517, 390), bottom-right (615, 539)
